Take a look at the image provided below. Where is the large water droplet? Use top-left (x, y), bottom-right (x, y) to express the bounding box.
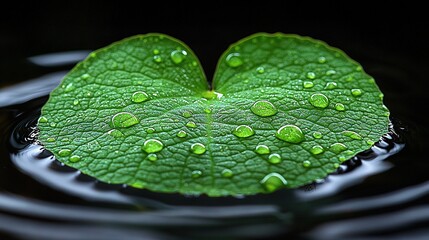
top-left (147, 153), bottom-right (158, 161)
top-left (260, 173), bottom-right (288, 192)
top-left (342, 130), bottom-right (363, 140)
top-left (250, 100), bottom-right (277, 117)
top-left (275, 125), bottom-right (305, 143)
top-left (335, 103), bottom-right (345, 111)
top-left (186, 121), bottom-right (196, 128)
top-left (142, 139), bottom-right (164, 153)
top-left (226, 53), bottom-right (243, 67)
top-left (191, 143), bottom-right (206, 154)
top-left (325, 82), bottom-right (337, 90)
top-left (303, 81), bottom-right (314, 88)
top-left (69, 155), bottom-right (81, 163)
top-left (131, 91), bottom-right (149, 103)
top-left (112, 112), bottom-right (139, 128)
top-left (330, 143), bottom-right (348, 153)
top-left (255, 145), bottom-right (270, 155)
top-left (268, 153), bottom-right (282, 164)
top-left (58, 149), bottom-right (71, 157)
top-left (309, 93), bottom-right (329, 108)
top-left (177, 130), bottom-right (187, 138)
top-left (192, 170), bottom-right (202, 178)
top-left (232, 125), bottom-right (255, 138)
top-left (306, 72), bottom-right (316, 79)
top-left (310, 145), bottom-right (324, 155)
top-left (170, 50), bottom-right (187, 64)
top-left (351, 88), bottom-right (363, 96)
top-left (222, 169), bottom-right (233, 178)
top-left (182, 111), bottom-right (193, 118)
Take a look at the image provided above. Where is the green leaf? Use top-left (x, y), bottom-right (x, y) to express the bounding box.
top-left (38, 33), bottom-right (390, 196)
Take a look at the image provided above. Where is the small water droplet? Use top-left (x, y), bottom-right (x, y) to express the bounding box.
top-left (335, 103), bottom-right (346, 111)
top-left (204, 108), bottom-right (212, 114)
top-left (302, 160), bottom-right (311, 168)
top-left (64, 83), bottom-right (75, 92)
top-left (276, 125), bottom-right (305, 144)
top-left (153, 55), bottom-right (162, 63)
top-left (191, 143), bottom-right (206, 154)
top-left (342, 130), bottom-right (363, 140)
top-left (303, 81), bottom-right (314, 88)
top-left (142, 139), bottom-right (164, 153)
top-left (38, 116), bottom-right (48, 123)
top-left (107, 129), bottom-right (124, 138)
top-left (131, 91), bottom-right (149, 103)
top-left (222, 169), bottom-right (233, 178)
top-left (326, 70), bottom-right (336, 75)
top-left (330, 143), bottom-right (348, 153)
top-left (146, 127), bottom-right (155, 133)
top-left (49, 122), bottom-right (56, 127)
top-left (226, 53), bottom-right (243, 67)
top-left (306, 72), bottom-right (316, 79)
top-left (313, 131), bottom-right (322, 139)
top-left (351, 88), bottom-right (363, 96)
top-left (268, 153), bottom-right (282, 164)
top-left (256, 66), bottom-right (265, 73)
top-left (81, 73), bottom-right (90, 80)
top-left (177, 130), bottom-right (187, 138)
top-left (255, 145), bottom-right (270, 155)
top-left (69, 155), bottom-right (81, 163)
top-left (182, 111), bottom-right (193, 118)
top-left (186, 121), bottom-right (196, 128)
top-left (310, 145), bottom-right (324, 155)
top-left (192, 170), bottom-right (202, 178)
top-left (46, 137), bottom-right (55, 142)
top-left (318, 56), bottom-right (326, 63)
top-left (325, 82), bottom-right (337, 90)
top-left (170, 50), bottom-right (187, 64)
top-left (309, 93), bottom-right (329, 108)
top-left (260, 173), bottom-right (288, 192)
top-left (232, 125), bottom-right (255, 138)
top-left (73, 99), bottom-right (79, 105)
top-left (112, 112), bottom-right (139, 128)
top-left (58, 149), bottom-right (71, 157)
top-left (147, 153), bottom-right (158, 161)
top-left (366, 140), bottom-right (375, 146)
top-left (90, 52), bottom-right (96, 58)
top-left (250, 100), bottom-right (277, 117)
top-left (153, 49), bottom-right (160, 54)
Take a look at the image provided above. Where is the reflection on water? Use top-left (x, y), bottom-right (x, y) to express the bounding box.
top-left (0, 51), bottom-right (427, 240)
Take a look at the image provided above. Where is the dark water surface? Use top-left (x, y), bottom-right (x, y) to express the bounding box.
top-left (1, 3), bottom-right (429, 240)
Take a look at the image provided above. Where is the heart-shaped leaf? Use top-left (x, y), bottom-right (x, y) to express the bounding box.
top-left (38, 33), bottom-right (389, 196)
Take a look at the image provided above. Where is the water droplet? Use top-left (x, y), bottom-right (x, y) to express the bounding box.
top-left (309, 93), bottom-right (329, 108)
top-left (276, 125), bottom-right (305, 143)
top-left (192, 170), bottom-right (202, 178)
top-left (177, 130), bottom-right (187, 138)
top-left (73, 99), bottom-right (79, 105)
top-left (107, 129), bottom-right (124, 138)
top-left (147, 153), bottom-right (158, 161)
top-left (342, 130), bottom-right (363, 140)
top-left (310, 145), bottom-right (324, 155)
top-left (366, 140), bottom-right (375, 146)
top-left (146, 127), bottom-right (155, 133)
top-left (303, 81), bottom-right (314, 88)
top-left (325, 82), bottom-right (337, 90)
top-left (153, 49), bottom-right (160, 54)
top-left (69, 155), bottom-right (81, 163)
top-left (351, 88), bottom-right (363, 96)
top-left (170, 50), bottom-right (187, 64)
top-left (232, 125), bottom-right (255, 138)
top-left (58, 149), bottom-right (71, 157)
top-left (182, 111), bottom-right (193, 118)
top-left (46, 137), bottom-right (55, 142)
top-left (49, 122), bottom-right (56, 127)
top-left (153, 55), bottom-right (162, 63)
top-left (186, 121), bottom-right (196, 128)
top-left (313, 131), bottom-right (322, 139)
top-left (326, 70), bottom-right (336, 75)
top-left (260, 173), bottom-right (288, 192)
top-left (256, 66), bottom-right (265, 73)
top-left (330, 143), bottom-right (348, 153)
top-left (268, 153), bottom-right (282, 164)
top-left (306, 72), bottom-right (316, 79)
top-left (81, 73), bottom-right (90, 80)
top-left (318, 56), bottom-right (326, 63)
top-left (142, 139), bottom-right (164, 153)
top-left (38, 116), bottom-right (48, 123)
top-left (191, 143), bottom-right (206, 154)
top-left (131, 91), bottom-right (149, 103)
top-left (335, 103), bottom-right (345, 111)
top-left (255, 145), bottom-right (270, 154)
top-left (222, 169), bottom-right (233, 178)
top-left (112, 112), bottom-right (139, 128)
top-left (302, 160), bottom-right (311, 168)
top-left (64, 83), bottom-right (75, 92)
top-left (204, 108), bottom-right (212, 114)
top-left (226, 53), bottom-right (243, 67)
top-left (250, 100), bottom-right (277, 117)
